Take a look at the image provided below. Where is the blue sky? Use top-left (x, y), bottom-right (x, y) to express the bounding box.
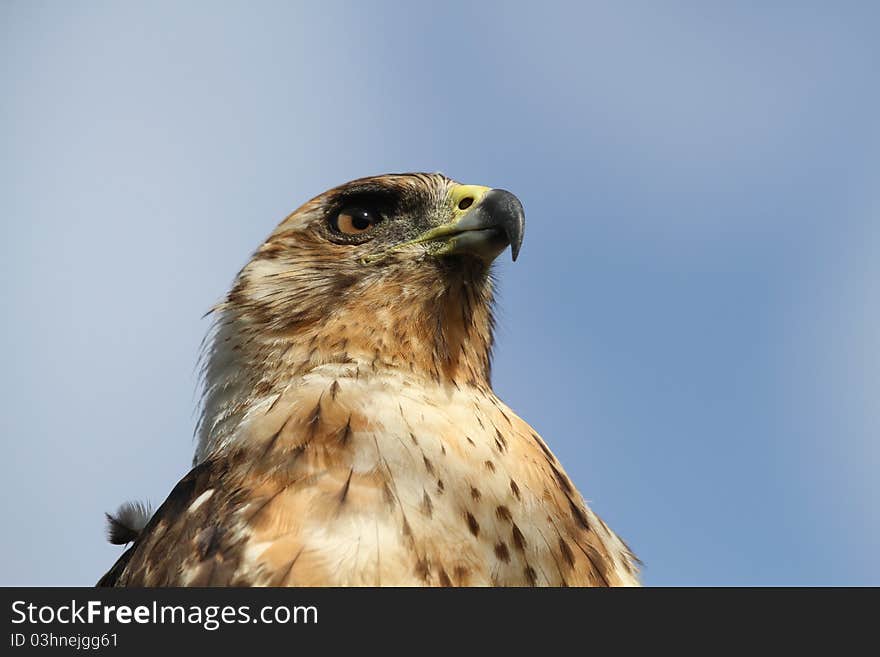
top-left (2, 1), bottom-right (878, 585)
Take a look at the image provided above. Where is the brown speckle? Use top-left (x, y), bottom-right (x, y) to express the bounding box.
top-left (524, 565), bottom-right (538, 585)
top-left (567, 496), bottom-right (591, 531)
top-left (306, 398), bottom-right (322, 437)
top-left (511, 524), bottom-right (527, 552)
top-left (338, 468), bottom-right (353, 504)
top-left (496, 505), bottom-right (512, 522)
top-left (421, 491), bottom-right (433, 517)
top-left (510, 479), bottom-right (521, 499)
top-left (464, 511), bottom-right (480, 537)
top-left (533, 433), bottom-right (557, 463)
top-left (470, 486), bottom-right (482, 501)
top-left (438, 568), bottom-right (452, 587)
top-left (494, 428), bottom-right (508, 452)
top-left (551, 465), bottom-right (574, 495)
top-left (423, 455), bottom-right (435, 475)
top-left (579, 543), bottom-right (611, 587)
top-left (484, 460), bottom-right (496, 473)
top-left (558, 537), bottom-right (575, 568)
top-left (494, 541), bottom-right (511, 563)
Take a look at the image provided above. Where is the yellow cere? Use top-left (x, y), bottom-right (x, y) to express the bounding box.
top-left (449, 184), bottom-right (491, 214)
top-left (359, 184), bottom-right (492, 265)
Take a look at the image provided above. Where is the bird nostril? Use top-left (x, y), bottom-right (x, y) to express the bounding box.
top-left (458, 197), bottom-right (474, 210)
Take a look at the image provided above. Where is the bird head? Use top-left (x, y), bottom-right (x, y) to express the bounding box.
top-left (253, 171), bottom-right (523, 286)
top-left (199, 173), bottom-right (525, 459)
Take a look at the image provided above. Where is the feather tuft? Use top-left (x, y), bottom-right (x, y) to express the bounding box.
top-left (105, 500), bottom-right (153, 545)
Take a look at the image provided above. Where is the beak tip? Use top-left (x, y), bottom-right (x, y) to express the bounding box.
top-left (486, 188), bottom-right (525, 264)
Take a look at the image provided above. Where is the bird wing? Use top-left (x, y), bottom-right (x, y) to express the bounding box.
top-left (97, 458), bottom-right (253, 586)
top-left (97, 383), bottom-right (375, 587)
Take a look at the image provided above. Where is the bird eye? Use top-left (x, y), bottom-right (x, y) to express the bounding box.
top-left (332, 207), bottom-right (381, 235)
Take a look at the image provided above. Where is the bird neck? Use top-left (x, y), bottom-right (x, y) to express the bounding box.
top-left (196, 271), bottom-right (497, 462)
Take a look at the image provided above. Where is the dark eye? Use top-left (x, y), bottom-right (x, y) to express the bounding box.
top-left (332, 207), bottom-right (381, 235)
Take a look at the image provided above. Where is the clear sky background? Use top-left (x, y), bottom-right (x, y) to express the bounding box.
top-left (2, 2), bottom-right (878, 586)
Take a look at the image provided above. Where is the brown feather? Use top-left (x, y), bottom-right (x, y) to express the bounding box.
top-left (99, 173), bottom-right (639, 587)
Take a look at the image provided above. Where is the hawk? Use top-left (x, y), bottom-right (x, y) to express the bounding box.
top-left (98, 173), bottom-right (640, 587)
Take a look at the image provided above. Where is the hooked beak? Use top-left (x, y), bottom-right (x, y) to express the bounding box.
top-left (359, 185), bottom-right (526, 266)
top-left (417, 187), bottom-right (526, 263)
